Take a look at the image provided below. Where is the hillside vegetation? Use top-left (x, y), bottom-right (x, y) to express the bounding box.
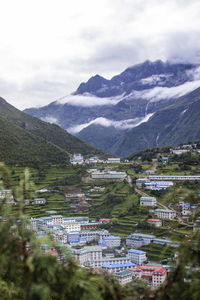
top-left (0, 97), bottom-right (105, 165)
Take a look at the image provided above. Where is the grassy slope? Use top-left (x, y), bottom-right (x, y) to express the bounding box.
top-left (0, 97), bottom-right (105, 156)
top-left (0, 115), bottom-right (69, 165)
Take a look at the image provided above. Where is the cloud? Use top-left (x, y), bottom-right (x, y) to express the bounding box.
top-left (164, 32), bottom-right (200, 64)
top-left (56, 93), bottom-right (124, 107)
top-left (41, 116), bottom-right (59, 124)
top-left (67, 114), bottom-right (154, 134)
top-left (130, 79), bottom-right (200, 102)
top-left (186, 67), bottom-right (200, 81)
top-left (0, 0), bottom-right (200, 109)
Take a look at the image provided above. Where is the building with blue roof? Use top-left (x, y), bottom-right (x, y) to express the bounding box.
top-left (101, 235), bottom-right (121, 248)
top-left (102, 262), bottom-right (136, 273)
top-left (128, 249), bottom-right (147, 264)
top-left (126, 233), bottom-right (155, 248)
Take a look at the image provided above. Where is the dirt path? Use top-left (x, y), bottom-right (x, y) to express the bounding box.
top-left (152, 161), bottom-right (158, 171)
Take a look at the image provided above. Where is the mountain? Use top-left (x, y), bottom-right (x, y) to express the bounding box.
top-left (24, 60), bottom-right (200, 156)
top-left (109, 88), bottom-right (200, 156)
top-left (0, 97), bottom-right (104, 165)
top-left (0, 113), bottom-right (69, 166)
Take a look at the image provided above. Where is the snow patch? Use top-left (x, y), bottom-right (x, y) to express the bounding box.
top-left (180, 108), bottom-right (188, 116)
top-left (140, 74), bottom-right (172, 85)
top-left (67, 114), bottom-right (154, 134)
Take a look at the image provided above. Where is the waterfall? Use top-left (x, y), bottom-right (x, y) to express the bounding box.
top-left (145, 101), bottom-right (150, 116)
top-left (156, 134), bottom-right (160, 146)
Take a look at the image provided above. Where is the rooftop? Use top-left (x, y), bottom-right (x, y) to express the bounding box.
top-left (102, 262), bottom-right (136, 268)
top-left (128, 249), bottom-right (146, 254)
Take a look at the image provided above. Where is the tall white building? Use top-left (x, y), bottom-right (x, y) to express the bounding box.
top-left (51, 215), bottom-right (63, 225)
top-left (91, 170), bottom-right (126, 179)
top-left (128, 249), bottom-right (147, 264)
top-left (101, 236), bottom-right (121, 248)
top-left (154, 209), bottom-right (176, 220)
top-left (140, 196), bottom-right (157, 206)
top-left (106, 158), bottom-right (121, 164)
top-left (63, 223), bottom-right (81, 232)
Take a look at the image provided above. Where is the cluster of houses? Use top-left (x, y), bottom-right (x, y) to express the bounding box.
top-left (139, 196), bottom-right (176, 220)
top-left (136, 178), bottom-right (174, 190)
top-left (70, 154), bottom-right (125, 165)
top-left (126, 233), bottom-right (179, 248)
top-left (149, 175), bottom-right (200, 181)
top-left (29, 214), bottom-right (177, 287)
top-left (0, 189), bottom-right (46, 206)
top-left (136, 173), bottom-right (200, 191)
top-left (65, 188), bottom-right (91, 212)
top-left (178, 201), bottom-right (198, 216)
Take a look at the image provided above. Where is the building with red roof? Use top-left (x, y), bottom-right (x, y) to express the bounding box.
top-left (129, 265), bottom-right (167, 287)
top-left (147, 219), bottom-right (162, 227)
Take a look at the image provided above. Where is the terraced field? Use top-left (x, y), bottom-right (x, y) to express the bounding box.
top-left (139, 243), bottom-right (175, 262)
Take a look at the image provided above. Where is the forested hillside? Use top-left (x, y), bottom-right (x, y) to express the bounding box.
top-left (0, 97), bottom-right (105, 165)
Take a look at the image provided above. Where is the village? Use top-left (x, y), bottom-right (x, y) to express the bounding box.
top-left (1, 143), bottom-right (200, 288)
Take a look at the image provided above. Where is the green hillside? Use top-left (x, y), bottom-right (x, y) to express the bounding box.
top-left (0, 97), bottom-right (104, 157)
top-left (0, 114), bottom-right (69, 166)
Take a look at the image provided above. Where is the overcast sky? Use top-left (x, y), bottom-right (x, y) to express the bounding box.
top-left (0, 0), bottom-right (200, 109)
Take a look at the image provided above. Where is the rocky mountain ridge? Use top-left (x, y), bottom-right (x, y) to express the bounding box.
top-left (24, 60), bottom-right (200, 156)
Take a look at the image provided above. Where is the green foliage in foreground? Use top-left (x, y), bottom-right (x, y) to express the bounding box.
top-left (0, 163), bottom-right (200, 300)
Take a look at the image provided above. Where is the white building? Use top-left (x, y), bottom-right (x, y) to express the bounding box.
top-left (172, 149), bottom-right (190, 155)
top-left (63, 216), bottom-right (89, 224)
top-left (30, 218), bottom-right (40, 230)
top-left (145, 181), bottom-right (173, 190)
top-left (80, 229), bottom-right (110, 243)
top-left (136, 178), bottom-right (150, 188)
top-left (0, 189), bottom-right (12, 199)
top-left (70, 153), bottom-right (84, 165)
top-left (102, 262), bottom-right (136, 273)
top-left (154, 209), bottom-right (176, 220)
top-left (152, 268), bottom-right (167, 287)
top-left (129, 266), bottom-right (167, 287)
top-left (149, 175), bottom-right (200, 181)
top-left (85, 156), bottom-right (99, 164)
top-left (115, 270), bottom-right (133, 285)
top-left (63, 223), bottom-right (81, 232)
top-left (51, 215), bottom-right (63, 225)
top-left (91, 170), bottom-right (126, 179)
top-left (106, 158), bottom-right (121, 164)
top-left (127, 233), bottom-right (155, 247)
top-left (126, 236), bottom-right (143, 249)
top-left (128, 249), bottom-right (147, 264)
top-left (147, 219), bottom-right (162, 227)
top-left (72, 246), bottom-right (102, 266)
top-left (101, 236), bottom-right (121, 248)
top-left (179, 202), bottom-right (191, 216)
top-left (87, 257), bottom-right (131, 268)
top-left (140, 196), bottom-right (157, 207)
top-left (32, 198), bottom-right (46, 205)
top-left (54, 232), bottom-right (68, 244)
